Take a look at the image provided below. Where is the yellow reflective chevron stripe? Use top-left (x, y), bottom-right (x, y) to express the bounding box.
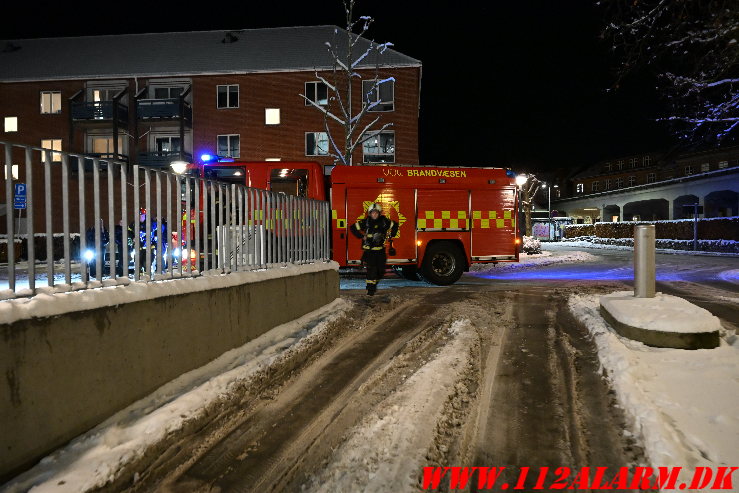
top-left (417, 210), bottom-right (469, 229)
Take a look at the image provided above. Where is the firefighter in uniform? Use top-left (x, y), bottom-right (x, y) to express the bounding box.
top-left (350, 202), bottom-right (398, 295)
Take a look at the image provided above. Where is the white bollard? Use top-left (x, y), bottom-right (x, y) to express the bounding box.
top-left (634, 224), bottom-right (656, 298)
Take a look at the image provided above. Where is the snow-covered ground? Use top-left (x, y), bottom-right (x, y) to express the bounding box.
top-left (303, 319), bottom-right (477, 492)
top-left (569, 295), bottom-right (739, 492)
top-left (470, 249), bottom-right (598, 273)
top-left (554, 238), bottom-right (739, 256)
top-left (1, 298), bottom-right (351, 493)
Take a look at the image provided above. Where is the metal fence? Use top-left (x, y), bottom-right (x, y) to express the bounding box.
top-left (0, 140), bottom-right (331, 299)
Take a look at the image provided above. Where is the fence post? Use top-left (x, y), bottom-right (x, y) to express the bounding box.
top-left (634, 224), bottom-right (656, 298)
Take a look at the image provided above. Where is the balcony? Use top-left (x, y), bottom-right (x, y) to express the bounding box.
top-left (137, 151), bottom-right (193, 168)
top-left (71, 101), bottom-right (128, 124)
top-left (137, 99), bottom-right (193, 123)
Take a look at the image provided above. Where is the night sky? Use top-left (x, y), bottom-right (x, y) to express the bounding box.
top-left (5, 1), bottom-right (676, 174)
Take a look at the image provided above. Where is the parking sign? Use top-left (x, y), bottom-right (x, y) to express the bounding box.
top-left (14, 183), bottom-right (26, 209)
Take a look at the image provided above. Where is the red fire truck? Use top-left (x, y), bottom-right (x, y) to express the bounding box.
top-left (198, 161), bottom-right (520, 285)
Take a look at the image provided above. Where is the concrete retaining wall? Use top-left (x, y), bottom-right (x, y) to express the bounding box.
top-left (0, 267), bottom-right (338, 482)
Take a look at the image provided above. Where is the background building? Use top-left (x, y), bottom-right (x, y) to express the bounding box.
top-left (554, 146), bottom-right (739, 223)
top-left (0, 27), bottom-right (421, 169)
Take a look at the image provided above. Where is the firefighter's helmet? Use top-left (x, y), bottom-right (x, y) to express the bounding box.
top-left (367, 203), bottom-right (382, 214)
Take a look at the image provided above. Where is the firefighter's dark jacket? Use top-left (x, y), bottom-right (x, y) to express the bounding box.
top-left (350, 215), bottom-right (398, 250)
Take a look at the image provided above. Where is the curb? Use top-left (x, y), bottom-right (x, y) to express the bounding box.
top-left (599, 303), bottom-right (720, 350)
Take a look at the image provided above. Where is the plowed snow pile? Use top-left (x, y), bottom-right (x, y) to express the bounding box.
top-left (470, 250), bottom-right (597, 273)
top-left (569, 294), bottom-right (739, 492)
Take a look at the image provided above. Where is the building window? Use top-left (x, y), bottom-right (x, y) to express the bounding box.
top-left (647, 173), bottom-right (656, 183)
top-left (603, 162), bottom-right (612, 172)
top-left (629, 157), bottom-right (638, 168)
top-left (605, 179), bottom-right (612, 190)
top-left (591, 181), bottom-right (600, 192)
top-left (153, 87), bottom-right (183, 99)
top-left (40, 91), bottom-right (62, 114)
top-left (265, 108), bottom-right (280, 125)
top-left (217, 85), bottom-right (239, 109)
top-left (362, 131), bottom-right (395, 163)
top-left (304, 81), bottom-right (328, 106)
top-left (684, 165), bottom-right (694, 176)
top-left (4, 165), bottom-right (19, 180)
top-left (628, 175), bottom-right (636, 186)
top-left (362, 79), bottom-right (394, 112)
top-left (305, 132), bottom-right (329, 156)
top-left (576, 183), bottom-right (584, 193)
top-left (616, 160), bottom-right (624, 170)
top-left (643, 155), bottom-right (652, 166)
top-left (718, 160), bottom-right (728, 169)
top-left (4, 117), bottom-right (18, 132)
top-left (700, 162), bottom-right (710, 172)
top-left (615, 177), bottom-right (624, 188)
top-left (41, 139), bottom-right (62, 162)
top-left (217, 134), bottom-right (240, 158)
top-left (89, 135), bottom-right (126, 158)
top-left (154, 136), bottom-right (181, 155)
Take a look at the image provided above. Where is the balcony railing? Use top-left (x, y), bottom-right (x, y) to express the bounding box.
top-left (137, 99), bottom-right (192, 122)
top-left (137, 151), bottom-right (193, 168)
top-left (71, 101), bottom-right (129, 123)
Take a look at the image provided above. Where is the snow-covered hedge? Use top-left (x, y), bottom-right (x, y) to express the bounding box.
top-left (562, 217), bottom-right (738, 241)
top-left (522, 235), bottom-right (542, 254)
top-left (563, 235), bottom-right (739, 253)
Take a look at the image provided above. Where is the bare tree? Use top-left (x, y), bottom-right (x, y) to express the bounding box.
top-left (601, 0), bottom-right (739, 143)
top-left (518, 175), bottom-right (541, 236)
top-left (301, 0), bottom-right (395, 165)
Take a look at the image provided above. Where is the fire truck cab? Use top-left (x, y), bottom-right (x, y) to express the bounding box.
top-left (198, 160), bottom-right (519, 285)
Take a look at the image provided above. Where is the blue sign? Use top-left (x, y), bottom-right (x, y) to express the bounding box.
top-left (14, 183), bottom-right (26, 210)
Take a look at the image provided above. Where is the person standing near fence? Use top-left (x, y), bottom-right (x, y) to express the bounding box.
top-left (350, 202), bottom-right (398, 296)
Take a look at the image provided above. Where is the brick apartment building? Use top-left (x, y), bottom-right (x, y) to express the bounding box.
top-left (0, 26), bottom-right (421, 169)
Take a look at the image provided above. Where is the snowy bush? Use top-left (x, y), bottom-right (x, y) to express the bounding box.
top-left (560, 235), bottom-right (739, 253)
top-left (522, 236), bottom-right (542, 254)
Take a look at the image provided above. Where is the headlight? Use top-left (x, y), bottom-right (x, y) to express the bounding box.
top-left (84, 250), bottom-right (95, 262)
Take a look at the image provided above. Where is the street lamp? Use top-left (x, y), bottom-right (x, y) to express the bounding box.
top-left (515, 174), bottom-right (528, 187)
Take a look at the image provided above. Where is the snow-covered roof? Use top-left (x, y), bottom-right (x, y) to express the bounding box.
top-left (0, 26), bottom-right (421, 82)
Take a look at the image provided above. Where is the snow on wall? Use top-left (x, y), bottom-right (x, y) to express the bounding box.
top-left (0, 261), bottom-right (339, 326)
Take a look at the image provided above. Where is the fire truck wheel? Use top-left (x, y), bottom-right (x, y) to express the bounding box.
top-left (420, 242), bottom-right (464, 285)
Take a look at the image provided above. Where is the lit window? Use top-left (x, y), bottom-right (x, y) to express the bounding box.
top-left (647, 173), bottom-right (656, 183)
top-left (304, 81), bottom-right (328, 106)
top-left (684, 165), bottom-right (694, 176)
top-left (41, 139), bottom-right (62, 162)
top-left (718, 161), bottom-right (728, 169)
top-left (591, 181), bottom-right (600, 192)
top-left (576, 183), bottom-right (584, 193)
top-left (265, 158), bottom-right (281, 161)
top-left (305, 132), bottom-right (329, 156)
top-left (700, 163), bottom-right (710, 172)
top-left (4, 165), bottom-right (19, 180)
top-left (4, 117), bottom-right (17, 132)
top-left (362, 131), bottom-right (395, 163)
top-left (265, 108), bottom-right (280, 125)
top-left (40, 91), bottom-right (62, 114)
top-left (217, 134), bottom-right (240, 157)
top-left (90, 135), bottom-right (125, 158)
top-left (362, 79), bottom-right (394, 112)
top-left (217, 85), bottom-right (239, 109)
top-left (628, 176), bottom-right (636, 186)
